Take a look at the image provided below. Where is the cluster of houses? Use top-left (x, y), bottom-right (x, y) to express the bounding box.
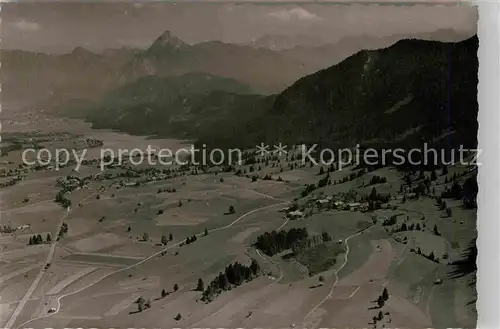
top-left (1, 165), bottom-right (31, 178)
top-left (281, 192), bottom-right (399, 220)
top-left (314, 196), bottom-right (371, 212)
top-left (56, 175), bottom-right (87, 191)
top-left (0, 224), bottom-right (31, 234)
top-left (0, 175), bottom-right (23, 188)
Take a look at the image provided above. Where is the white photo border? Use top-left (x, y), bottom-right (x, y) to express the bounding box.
top-left (477, 2), bottom-right (500, 329)
top-left (0, 1), bottom-right (498, 328)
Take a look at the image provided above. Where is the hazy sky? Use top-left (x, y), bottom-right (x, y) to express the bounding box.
top-left (2, 2), bottom-right (478, 53)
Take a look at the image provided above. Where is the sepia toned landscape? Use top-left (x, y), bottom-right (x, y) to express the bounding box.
top-left (1, 3), bottom-right (478, 329)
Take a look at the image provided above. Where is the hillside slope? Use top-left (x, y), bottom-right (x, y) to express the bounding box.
top-left (69, 72), bottom-right (265, 137)
top-left (191, 36), bottom-right (478, 153)
top-left (259, 35), bottom-right (478, 149)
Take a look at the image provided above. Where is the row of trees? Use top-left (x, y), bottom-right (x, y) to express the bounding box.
top-left (367, 175), bottom-right (387, 186)
top-left (157, 187), bottom-right (177, 194)
top-left (372, 287), bottom-right (390, 327)
top-left (161, 233), bottom-right (174, 245)
top-left (253, 228), bottom-right (309, 256)
top-left (185, 235), bottom-right (198, 245)
top-left (142, 230), bottom-right (209, 246)
top-left (135, 278), bottom-right (207, 317)
top-left (58, 223), bottom-right (68, 240)
top-left (375, 287), bottom-right (390, 308)
top-left (390, 222), bottom-right (425, 233)
top-left (28, 233), bottom-right (51, 245)
top-left (411, 247), bottom-right (443, 263)
top-left (317, 163), bottom-right (338, 176)
top-left (135, 283), bottom-right (181, 313)
top-left (201, 260), bottom-right (260, 302)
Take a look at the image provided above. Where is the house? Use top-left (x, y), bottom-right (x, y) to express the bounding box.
top-left (359, 202), bottom-right (370, 212)
top-left (348, 202), bottom-right (360, 211)
top-left (334, 201), bottom-right (345, 208)
top-left (316, 199), bottom-right (330, 209)
top-left (287, 210), bottom-right (304, 220)
top-left (336, 201), bottom-right (351, 211)
top-left (16, 224), bottom-right (30, 231)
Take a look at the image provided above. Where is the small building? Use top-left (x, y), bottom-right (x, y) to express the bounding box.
top-left (334, 201), bottom-right (347, 210)
top-left (348, 202), bottom-right (360, 211)
top-left (316, 199), bottom-right (330, 209)
top-left (434, 278), bottom-right (443, 285)
top-left (359, 202), bottom-right (370, 212)
top-left (287, 210), bottom-right (304, 220)
top-left (17, 224), bottom-right (31, 231)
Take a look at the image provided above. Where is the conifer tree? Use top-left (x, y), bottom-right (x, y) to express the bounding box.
top-left (382, 287), bottom-right (389, 301)
top-left (196, 278), bottom-right (205, 291)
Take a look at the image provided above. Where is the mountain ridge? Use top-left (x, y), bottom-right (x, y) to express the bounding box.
top-left (76, 35), bottom-right (478, 154)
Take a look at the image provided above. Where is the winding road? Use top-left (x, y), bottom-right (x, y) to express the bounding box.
top-left (186, 213), bottom-right (287, 329)
top-left (4, 191), bottom-right (98, 329)
top-left (303, 224), bottom-right (374, 320)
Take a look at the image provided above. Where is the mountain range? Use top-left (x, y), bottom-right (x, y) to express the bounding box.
top-left (1, 31), bottom-right (315, 108)
top-left (70, 35), bottom-right (478, 155)
top-left (1, 29), bottom-right (473, 109)
top-left (241, 33), bottom-right (327, 50)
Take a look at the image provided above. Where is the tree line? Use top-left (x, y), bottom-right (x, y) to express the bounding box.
top-left (28, 233), bottom-right (51, 245)
top-left (57, 222), bottom-right (68, 240)
top-left (201, 260), bottom-right (260, 302)
top-left (253, 228), bottom-right (309, 256)
top-left (291, 231), bottom-right (333, 255)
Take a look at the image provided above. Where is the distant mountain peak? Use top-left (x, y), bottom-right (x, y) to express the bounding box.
top-left (71, 46), bottom-right (96, 56)
top-left (149, 30), bottom-right (187, 52)
top-left (67, 47), bottom-right (100, 61)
